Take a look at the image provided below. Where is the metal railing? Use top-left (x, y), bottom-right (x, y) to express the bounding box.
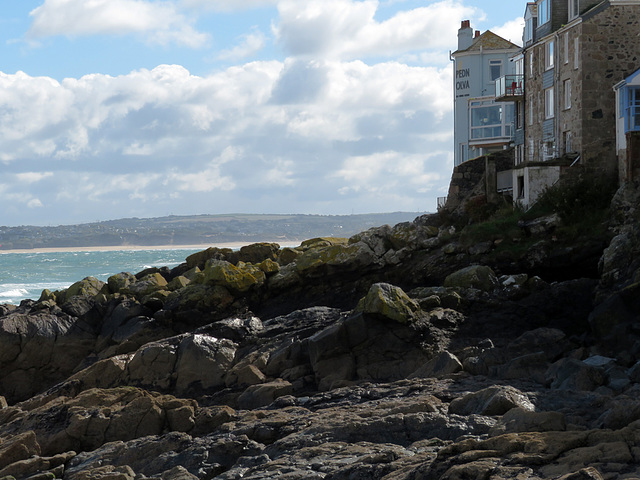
top-left (495, 75), bottom-right (524, 100)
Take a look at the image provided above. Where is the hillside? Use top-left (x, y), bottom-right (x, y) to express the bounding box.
top-left (0, 212), bottom-right (423, 250)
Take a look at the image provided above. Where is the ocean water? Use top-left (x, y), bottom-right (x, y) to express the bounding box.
top-left (0, 248), bottom-right (204, 305)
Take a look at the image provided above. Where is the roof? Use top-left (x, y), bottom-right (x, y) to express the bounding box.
top-left (614, 68), bottom-right (640, 90)
top-left (453, 30), bottom-right (521, 55)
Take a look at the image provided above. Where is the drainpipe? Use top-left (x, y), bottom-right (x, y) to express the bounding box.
top-left (555, 30), bottom-right (560, 159)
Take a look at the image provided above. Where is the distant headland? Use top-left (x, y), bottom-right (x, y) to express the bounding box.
top-left (0, 212), bottom-right (426, 251)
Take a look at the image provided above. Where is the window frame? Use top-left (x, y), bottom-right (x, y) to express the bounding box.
top-left (545, 40), bottom-right (555, 70)
top-left (564, 32), bottom-right (569, 64)
top-left (545, 87), bottom-right (555, 119)
top-left (568, 0), bottom-right (579, 20)
top-left (574, 37), bottom-right (579, 69)
top-left (539, 0), bottom-right (551, 25)
top-left (563, 79), bottom-right (572, 110)
top-left (489, 59), bottom-right (503, 82)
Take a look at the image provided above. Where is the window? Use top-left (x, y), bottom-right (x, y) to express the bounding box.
top-left (517, 175), bottom-right (525, 198)
top-left (529, 51), bottom-right (534, 76)
top-left (627, 88), bottom-right (640, 131)
top-left (543, 141), bottom-right (556, 161)
top-left (568, 0), bottom-right (579, 20)
top-left (574, 37), bottom-right (579, 69)
top-left (515, 57), bottom-right (524, 76)
top-left (489, 60), bottom-right (503, 81)
top-left (516, 101), bottom-right (524, 129)
top-left (469, 100), bottom-right (513, 140)
top-left (545, 41), bottom-right (554, 70)
top-left (528, 139), bottom-right (535, 160)
top-left (470, 104), bottom-right (503, 139)
top-left (545, 87), bottom-right (555, 119)
top-left (563, 79), bottom-right (572, 109)
top-left (564, 33), bottom-right (569, 64)
top-left (525, 17), bottom-right (534, 43)
top-left (515, 145), bottom-right (525, 166)
top-left (528, 99), bottom-right (534, 125)
top-left (539, 0), bottom-right (551, 25)
top-left (564, 131), bottom-right (573, 153)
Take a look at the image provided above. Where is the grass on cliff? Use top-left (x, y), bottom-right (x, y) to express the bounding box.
top-left (457, 169), bottom-right (617, 254)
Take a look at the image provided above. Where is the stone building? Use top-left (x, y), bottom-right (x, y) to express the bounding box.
top-left (501, 0), bottom-right (640, 206)
top-left (451, 21), bottom-right (520, 167)
top-left (615, 68), bottom-right (640, 181)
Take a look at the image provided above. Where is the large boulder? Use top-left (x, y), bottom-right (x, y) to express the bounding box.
top-left (203, 260), bottom-right (265, 293)
top-left (238, 243), bottom-right (280, 264)
top-left (448, 385), bottom-right (535, 416)
top-left (295, 242), bottom-right (378, 276)
top-left (444, 265), bottom-right (499, 291)
top-left (358, 283), bottom-right (421, 324)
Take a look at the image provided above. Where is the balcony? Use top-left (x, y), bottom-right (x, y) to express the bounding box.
top-left (495, 75), bottom-right (524, 102)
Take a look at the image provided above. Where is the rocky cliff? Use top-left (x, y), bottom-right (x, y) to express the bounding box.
top-left (0, 184), bottom-right (639, 480)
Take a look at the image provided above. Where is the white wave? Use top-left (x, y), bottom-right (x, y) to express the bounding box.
top-left (0, 288), bottom-right (29, 298)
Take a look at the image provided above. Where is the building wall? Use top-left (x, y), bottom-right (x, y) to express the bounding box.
top-left (556, 23), bottom-right (583, 157)
top-left (579, 4), bottom-right (640, 175)
top-left (524, 2), bottom-right (640, 177)
top-left (453, 44), bottom-right (519, 166)
top-left (512, 164), bottom-right (562, 206)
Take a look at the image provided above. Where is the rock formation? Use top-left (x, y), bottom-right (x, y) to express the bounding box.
top-left (0, 184), bottom-right (640, 479)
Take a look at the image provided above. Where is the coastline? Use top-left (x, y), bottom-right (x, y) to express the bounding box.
top-left (0, 241), bottom-right (298, 255)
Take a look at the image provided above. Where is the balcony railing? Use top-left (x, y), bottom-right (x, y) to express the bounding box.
top-left (495, 75), bottom-right (524, 102)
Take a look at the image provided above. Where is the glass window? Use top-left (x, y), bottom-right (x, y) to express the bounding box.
top-left (545, 41), bottom-right (554, 70)
top-left (564, 33), bottom-right (569, 64)
top-left (628, 88), bottom-right (640, 131)
top-left (568, 0), bottom-right (579, 20)
top-left (564, 79), bottom-right (572, 109)
top-left (539, 0), bottom-right (551, 25)
top-left (574, 38), bottom-right (579, 69)
top-left (525, 18), bottom-right (534, 43)
top-left (545, 87), bottom-right (555, 119)
top-left (529, 51), bottom-right (534, 76)
top-left (489, 60), bottom-right (502, 81)
top-left (469, 102), bottom-right (513, 140)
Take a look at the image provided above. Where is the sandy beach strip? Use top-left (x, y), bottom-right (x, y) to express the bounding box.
top-left (0, 241), bottom-right (299, 255)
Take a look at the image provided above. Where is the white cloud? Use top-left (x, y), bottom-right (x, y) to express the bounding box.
top-left (28, 0), bottom-right (210, 47)
top-left (16, 172), bottom-right (54, 184)
top-left (492, 17), bottom-right (525, 47)
top-left (28, 199), bottom-right (44, 209)
top-left (217, 29), bottom-right (267, 61)
top-left (181, 0), bottom-right (278, 11)
top-left (273, 0), bottom-right (477, 60)
top-left (166, 147), bottom-right (238, 192)
top-left (1, 7), bottom-right (457, 225)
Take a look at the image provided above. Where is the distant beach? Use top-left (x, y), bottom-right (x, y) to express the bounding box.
top-left (0, 241), bottom-right (297, 255)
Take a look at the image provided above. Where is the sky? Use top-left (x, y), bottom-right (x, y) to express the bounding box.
top-left (0, 0), bottom-right (525, 226)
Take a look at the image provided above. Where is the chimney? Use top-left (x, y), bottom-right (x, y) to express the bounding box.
top-left (474, 30), bottom-right (481, 38)
top-left (458, 20), bottom-right (473, 50)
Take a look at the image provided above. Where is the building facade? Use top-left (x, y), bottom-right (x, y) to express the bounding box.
top-left (496, 0), bottom-right (640, 206)
top-left (451, 21), bottom-right (520, 167)
top-left (615, 68), bottom-right (640, 181)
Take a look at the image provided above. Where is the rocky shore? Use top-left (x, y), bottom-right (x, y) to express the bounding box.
top-left (0, 185), bottom-right (639, 479)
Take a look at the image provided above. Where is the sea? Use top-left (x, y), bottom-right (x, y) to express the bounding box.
top-left (0, 248), bottom-right (205, 305)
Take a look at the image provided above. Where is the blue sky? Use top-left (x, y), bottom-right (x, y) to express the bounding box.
top-left (0, 0), bottom-right (525, 226)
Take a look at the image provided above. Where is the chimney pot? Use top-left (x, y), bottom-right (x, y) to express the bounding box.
top-left (461, 20), bottom-right (470, 29)
top-left (474, 30), bottom-right (481, 38)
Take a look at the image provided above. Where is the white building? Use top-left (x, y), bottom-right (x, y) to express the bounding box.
top-left (451, 21), bottom-right (521, 167)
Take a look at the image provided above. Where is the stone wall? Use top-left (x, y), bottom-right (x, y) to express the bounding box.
top-left (443, 149), bottom-right (514, 215)
top-left (524, 3), bottom-right (640, 180)
top-left (579, 4), bottom-right (640, 176)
